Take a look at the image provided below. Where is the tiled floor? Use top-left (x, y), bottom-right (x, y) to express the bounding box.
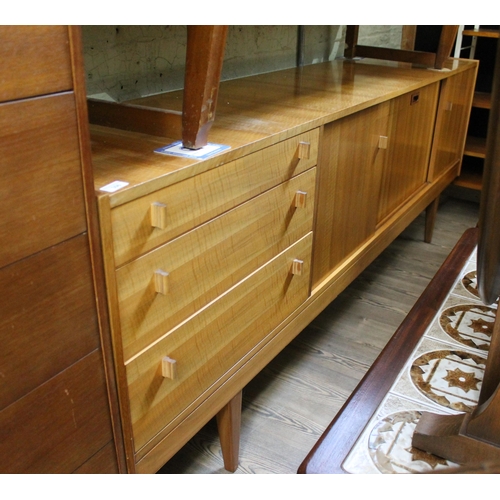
top-left (342, 248), bottom-right (498, 474)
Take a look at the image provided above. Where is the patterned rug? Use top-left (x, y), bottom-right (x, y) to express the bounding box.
top-left (342, 247), bottom-right (498, 474)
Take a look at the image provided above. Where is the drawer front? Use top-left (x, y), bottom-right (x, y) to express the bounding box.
top-left (0, 350), bottom-right (113, 474)
top-left (126, 233), bottom-right (313, 452)
top-left (110, 129), bottom-right (319, 266)
top-left (0, 94), bottom-right (87, 269)
top-left (0, 26), bottom-right (73, 103)
top-left (117, 168), bottom-right (316, 360)
top-left (0, 235), bottom-right (100, 411)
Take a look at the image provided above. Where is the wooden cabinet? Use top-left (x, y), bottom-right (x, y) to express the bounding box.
top-left (91, 55), bottom-right (477, 473)
top-left (97, 132), bottom-right (317, 472)
top-left (0, 26), bottom-right (121, 473)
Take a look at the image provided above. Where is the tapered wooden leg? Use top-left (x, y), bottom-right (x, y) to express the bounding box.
top-left (216, 390), bottom-right (242, 472)
top-left (425, 196), bottom-right (439, 243)
top-left (434, 25), bottom-right (459, 70)
top-left (182, 25), bottom-right (228, 149)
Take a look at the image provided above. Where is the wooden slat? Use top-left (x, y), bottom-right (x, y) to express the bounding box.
top-left (464, 136), bottom-right (487, 158)
top-left (463, 29), bottom-right (500, 39)
top-left (473, 91), bottom-right (492, 109)
top-left (88, 99), bottom-right (182, 139)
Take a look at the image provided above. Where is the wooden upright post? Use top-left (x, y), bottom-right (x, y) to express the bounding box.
top-left (182, 25), bottom-right (228, 149)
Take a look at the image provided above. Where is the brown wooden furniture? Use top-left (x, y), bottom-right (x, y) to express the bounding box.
top-left (90, 53), bottom-right (477, 473)
top-left (0, 26), bottom-right (123, 473)
top-left (298, 227), bottom-right (480, 473)
top-left (344, 25), bottom-right (459, 70)
top-left (0, 26), bottom-right (478, 474)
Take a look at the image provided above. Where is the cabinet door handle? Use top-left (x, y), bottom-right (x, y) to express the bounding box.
top-left (154, 269), bottom-right (170, 294)
top-left (294, 190), bottom-right (307, 208)
top-left (162, 356), bottom-right (177, 379)
top-left (291, 259), bottom-right (304, 276)
top-left (151, 202), bottom-right (167, 229)
top-left (297, 141), bottom-right (311, 160)
top-left (378, 136), bottom-right (388, 149)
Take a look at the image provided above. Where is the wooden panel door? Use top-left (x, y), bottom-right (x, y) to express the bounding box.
top-left (312, 103), bottom-right (389, 288)
top-left (427, 67), bottom-right (477, 181)
top-left (377, 83), bottom-right (439, 223)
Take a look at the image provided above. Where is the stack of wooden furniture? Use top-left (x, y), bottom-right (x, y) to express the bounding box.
top-left (0, 25), bottom-right (480, 473)
top-left (0, 26), bottom-right (123, 473)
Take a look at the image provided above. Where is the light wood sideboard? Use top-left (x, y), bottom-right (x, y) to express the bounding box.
top-left (90, 55), bottom-right (478, 472)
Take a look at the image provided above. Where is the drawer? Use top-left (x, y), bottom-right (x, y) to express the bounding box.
top-left (117, 168), bottom-right (316, 360)
top-left (126, 232), bottom-right (313, 452)
top-left (0, 235), bottom-right (100, 411)
top-left (0, 93), bottom-right (87, 269)
top-left (0, 26), bottom-right (73, 103)
top-left (110, 129), bottom-right (319, 266)
top-left (0, 350), bottom-right (113, 473)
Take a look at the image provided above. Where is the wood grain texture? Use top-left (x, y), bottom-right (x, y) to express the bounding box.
top-left (0, 93), bottom-right (87, 269)
top-left (0, 235), bottom-right (100, 411)
top-left (126, 233), bottom-right (312, 454)
top-left (155, 197), bottom-right (479, 474)
top-left (0, 25), bottom-right (72, 102)
top-left (0, 350), bottom-right (113, 474)
top-left (73, 442), bottom-right (119, 474)
top-left (377, 83), bottom-right (439, 222)
top-left (312, 103), bottom-right (388, 287)
top-left (109, 129), bottom-right (318, 266)
top-left (428, 67), bottom-right (478, 181)
top-left (116, 168), bottom-right (315, 360)
top-left (182, 26), bottom-right (228, 149)
top-left (93, 58), bottom-right (478, 207)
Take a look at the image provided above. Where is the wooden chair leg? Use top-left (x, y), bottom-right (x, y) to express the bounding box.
top-left (344, 25), bottom-right (359, 59)
top-left (182, 25), bottom-right (228, 149)
top-left (424, 196), bottom-right (440, 243)
top-left (434, 26), bottom-right (459, 69)
top-left (216, 390), bottom-right (242, 472)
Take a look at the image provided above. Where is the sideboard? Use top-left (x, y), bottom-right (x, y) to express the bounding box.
top-left (90, 49), bottom-right (477, 472)
top-left (0, 26), bottom-right (478, 473)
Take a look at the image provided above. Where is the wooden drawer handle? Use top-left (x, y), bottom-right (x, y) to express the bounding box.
top-left (297, 141), bottom-right (311, 160)
top-left (151, 202), bottom-right (167, 229)
top-left (294, 190), bottom-right (307, 209)
top-left (291, 259), bottom-right (304, 276)
top-left (154, 269), bottom-right (170, 294)
top-left (162, 356), bottom-right (177, 379)
top-left (378, 136), bottom-right (388, 149)
top-left (295, 191), bottom-right (307, 208)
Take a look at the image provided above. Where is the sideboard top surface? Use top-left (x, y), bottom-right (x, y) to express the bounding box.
top-left (91, 57), bottom-right (477, 207)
